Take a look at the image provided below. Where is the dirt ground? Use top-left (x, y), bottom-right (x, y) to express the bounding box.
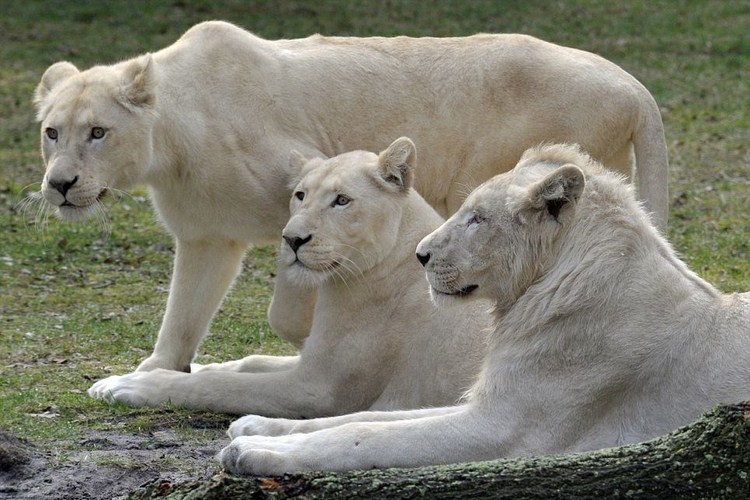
top-left (0, 418), bottom-right (232, 500)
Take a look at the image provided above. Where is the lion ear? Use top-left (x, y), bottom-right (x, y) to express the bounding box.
top-left (34, 62), bottom-right (79, 114)
top-left (289, 150), bottom-right (309, 171)
top-left (377, 137), bottom-right (416, 191)
top-left (287, 150), bottom-right (310, 189)
top-left (119, 54), bottom-right (155, 108)
top-left (526, 164), bottom-right (585, 223)
top-left (287, 150), bottom-right (326, 189)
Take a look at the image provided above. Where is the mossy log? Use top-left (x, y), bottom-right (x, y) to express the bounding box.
top-left (131, 403), bottom-right (750, 499)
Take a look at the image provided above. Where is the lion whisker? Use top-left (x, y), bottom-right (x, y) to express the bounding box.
top-left (338, 243), bottom-right (376, 272)
top-left (455, 180), bottom-right (477, 203)
top-left (15, 191), bottom-right (53, 232)
top-left (336, 245), bottom-right (380, 294)
top-left (104, 186), bottom-right (140, 205)
top-left (18, 182), bottom-right (42, 195)
top-left (328, 255), bottom-right (360, 293)
top-left (338, 253), bottom-right (368, 280)
top-left (91, 200), bottom-right (112, 237)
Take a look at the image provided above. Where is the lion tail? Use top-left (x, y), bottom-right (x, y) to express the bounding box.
top-left (632, 95), bottom-right (670, 234)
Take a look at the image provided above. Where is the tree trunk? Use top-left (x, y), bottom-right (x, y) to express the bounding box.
top-left (131, 403), bottom-right (750, 499)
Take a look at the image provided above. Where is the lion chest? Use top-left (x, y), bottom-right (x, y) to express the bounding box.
top-left (147, 170), bottom-right (287, 243)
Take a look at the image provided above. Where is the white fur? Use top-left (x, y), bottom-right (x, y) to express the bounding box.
top-left (33, 21), bottom-right (668, 372)
top-left (88, 139), bottom-right (489, 416)
top-left (220, 144), bottom-right (749, 475)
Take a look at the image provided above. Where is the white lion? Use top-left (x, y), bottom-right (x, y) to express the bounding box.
top-left (220, 143), bottom-right (750, 475)
top-left (32, 21), bottom-right (669, 374)
top-left (88, 138), bottom-right (489, 415)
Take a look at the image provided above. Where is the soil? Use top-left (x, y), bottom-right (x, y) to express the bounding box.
top-left (0, 415), bottom-right (233, 500)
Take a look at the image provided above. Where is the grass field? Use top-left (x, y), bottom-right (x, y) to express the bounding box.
top-left (1, 0), bottom-right (748, 486)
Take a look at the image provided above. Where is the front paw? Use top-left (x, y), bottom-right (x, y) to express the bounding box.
top-left (228, 415), bottom-right (297, 437)
top-left (220, 436), bottom-right (298, 475)
top-left (87, 372), bottom-right (163, 407)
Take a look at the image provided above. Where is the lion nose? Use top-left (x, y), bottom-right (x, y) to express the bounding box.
top-left (284, 234), bottom-right (312, 253)
top-left (48, 175), bottom-right (79, 197)
top-left (416, 251), bottom-right (431, 266)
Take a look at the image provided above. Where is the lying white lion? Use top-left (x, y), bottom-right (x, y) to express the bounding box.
top-left (220, 143), bottom-right (750, 474)
top-left (88, 138), bottom-right (489, 415)
top-left (32, 21), bottom-right (669, 375)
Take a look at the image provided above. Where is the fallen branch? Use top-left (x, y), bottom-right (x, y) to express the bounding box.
top-left (131, 402), bottom-right (750, 499)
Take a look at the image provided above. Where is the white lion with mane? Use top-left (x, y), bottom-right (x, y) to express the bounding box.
top-left (220, 143), bottom-right (750, 474)
top-left (32, 21), bottom-right (669, 377)
top-left (88, 138), bottom-right (489, 415)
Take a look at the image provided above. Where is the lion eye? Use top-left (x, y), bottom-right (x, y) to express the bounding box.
top-left (45, 128), bottom-right (58, 141)
top-left (333, 194), bottom-right (351, 207)
top-left (294, 191), bottom-right (305, 201)
top-left (90, 127), bottom-right (106, 140)
top-left (468, 212), bottom-right (483, 226)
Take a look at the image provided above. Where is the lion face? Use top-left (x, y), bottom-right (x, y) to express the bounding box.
top-left (33, 56), bottom-right (156, 221)
top-left (416, 145), bottom-right (586, 309)
top-left (280, 137), bottom-right (416, 286)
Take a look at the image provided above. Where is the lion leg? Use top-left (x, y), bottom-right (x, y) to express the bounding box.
top-left (228, 405), bottom-right (465, 437)
top-left (267, 265), bottom-right (317, 349)
top-left (136, 238), bottom-right (247, 373)
top-left (192, 355), bottom-right (299, 373)
top-left (220, 407), bottom-right (495, 474)
top-left (88, 367), bottom-right (336, 416)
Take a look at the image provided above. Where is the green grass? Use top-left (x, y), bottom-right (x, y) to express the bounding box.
top-left (1, 0), bottom-right (749, 452)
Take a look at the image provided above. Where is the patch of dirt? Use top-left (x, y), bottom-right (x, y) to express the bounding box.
top-left (0, 421), bottom-right (231, 500)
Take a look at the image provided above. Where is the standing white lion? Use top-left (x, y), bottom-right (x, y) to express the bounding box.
top-left (220, 143), bottom-right (749, 475)
top-left (32, 21), bottom-right (669, 374)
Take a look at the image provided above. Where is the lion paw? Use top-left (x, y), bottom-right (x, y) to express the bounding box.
top-left (87, 372), bottom-right (163, 407)
top-left (228, 415), bottom-right (299, 437)
top-left (220, 435), bottom-right (300, 475)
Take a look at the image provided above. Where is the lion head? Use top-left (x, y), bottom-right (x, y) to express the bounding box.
top-left (32, 55), bottom-right (156, 221)
top-left (280, 137), bottom-right (417, 286)
top-left (416, 144), bottom-right (588, 311)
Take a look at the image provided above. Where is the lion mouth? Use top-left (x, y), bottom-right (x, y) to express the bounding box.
top-left (290, 257), bottom-right (341, 273)
top-left (55, 189), bottom-right (109, 222)
top-left (434, 284), bottom-right (479, 297)
top-left (456, 284), bottom-right (478, 296)
top-left (58, 188), bottom-right (108, 209)
top-left (285, 257), bottom-right (343, 287)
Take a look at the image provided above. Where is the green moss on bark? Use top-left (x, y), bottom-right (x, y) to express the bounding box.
top-left (130, 403), bottom-right (750, 499)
